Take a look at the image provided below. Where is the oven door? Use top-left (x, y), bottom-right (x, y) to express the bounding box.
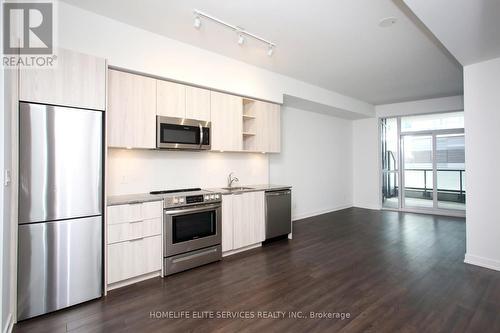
top-left (157, 116), bottom-right (210, 150)
top-left (164, 203), bottom-right (221, 257)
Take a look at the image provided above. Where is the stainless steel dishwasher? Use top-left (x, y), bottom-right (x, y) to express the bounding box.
top-left (265, 189), bottom-right (292, 239)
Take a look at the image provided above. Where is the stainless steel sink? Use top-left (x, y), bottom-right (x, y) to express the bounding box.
top-left (221, 187), bottom-right (254, 191)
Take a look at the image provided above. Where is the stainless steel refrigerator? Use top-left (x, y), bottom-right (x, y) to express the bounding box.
top-left (17, 102), bottom-right (103, 321)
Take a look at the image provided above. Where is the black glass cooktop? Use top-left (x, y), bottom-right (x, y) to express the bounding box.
top-left (149, 188), bottom-right (202, 195)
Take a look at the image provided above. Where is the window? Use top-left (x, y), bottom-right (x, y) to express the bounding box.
top-left (380, 111), bottom-right (465, 213)
top-left (401, 112), bottom-right (464, 133)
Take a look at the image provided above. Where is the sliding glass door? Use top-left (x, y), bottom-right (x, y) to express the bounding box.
top-left (436, 133), bottom-right (465, 211)
top-left (380, 112), bottom-right (465, 215)
top-left (402, 134), bottom-right (434, 209)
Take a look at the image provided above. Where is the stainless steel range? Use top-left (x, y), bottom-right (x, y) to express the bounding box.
top-left (150, 188), bottom-right (222, 276)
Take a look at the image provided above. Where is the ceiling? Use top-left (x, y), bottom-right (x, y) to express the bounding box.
top-left (60, 0), bottom-right (464, 105)
top-left (404, 0), bottom-right (500, 66)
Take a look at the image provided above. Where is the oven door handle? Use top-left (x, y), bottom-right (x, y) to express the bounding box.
top-left (164, 203), bottom-right (221, 215)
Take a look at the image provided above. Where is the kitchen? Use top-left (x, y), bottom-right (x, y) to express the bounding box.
top-left (14, 49), bottom-right (293, 318)
top-left (3, 1), bottom-right (500, 332)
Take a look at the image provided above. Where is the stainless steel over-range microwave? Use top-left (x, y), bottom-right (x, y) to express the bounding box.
top-left (156, 116), bottom-right (211, 150)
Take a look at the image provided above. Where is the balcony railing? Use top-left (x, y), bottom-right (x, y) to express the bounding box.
top-left (383, 169), bottom-right (466, 203)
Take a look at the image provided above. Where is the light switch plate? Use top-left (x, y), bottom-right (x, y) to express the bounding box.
top-left (4, 169), bottom-right (11, 186)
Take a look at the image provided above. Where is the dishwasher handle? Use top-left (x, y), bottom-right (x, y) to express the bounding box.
top-left (266, 190), bottom-right (291, 196)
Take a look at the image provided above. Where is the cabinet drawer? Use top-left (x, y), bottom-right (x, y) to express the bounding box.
top-left (107, 235), bottom-right (162, 284)
top-left (107, 218), bottom-right (161, 244)
top-left (107, 204), bottom-right (142, 225)
top-left (107, 201), bottom-right (162, 225)
top-left (142, 201), bottom-right (163, 219)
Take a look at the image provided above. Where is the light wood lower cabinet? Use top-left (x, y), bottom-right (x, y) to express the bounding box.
top-left (107, 69), bottom-right (157, 148)
top-left (106, 201), bottom-right (163, 286)
top-left (107, 218), bottom-right (161, 244)
top-left (221, 195), bottom-right (235, 252)
top-left (107, 235), bottom-right (162, 284)
top-left (222, 191), bottom-right (265, 252)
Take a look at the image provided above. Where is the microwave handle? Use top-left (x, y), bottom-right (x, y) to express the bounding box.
top-left (199, 124), bottom-right (203, 148)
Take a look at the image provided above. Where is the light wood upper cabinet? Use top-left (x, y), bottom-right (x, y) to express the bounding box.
top-left (156, 80), bottom-right (186, 118)
top-left (19, 48), bottom-right (106, 110)
top-left (157, 81), bottom-right (211, 122)
top-left (266, 103), bottom-right (281, 153)
top-left (186, 86), bottom-right (211, 121)
top-left (107, 69), bottom-right (156, 149)
top-left (210, 91), bottom-right (243, 151)
top-left (243, 100), bottom-right (281, 153)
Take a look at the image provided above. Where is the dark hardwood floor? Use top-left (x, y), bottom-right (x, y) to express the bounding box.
top-left (14, 208), bottom-right (500, 333)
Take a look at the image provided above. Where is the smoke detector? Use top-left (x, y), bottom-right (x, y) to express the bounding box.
top-left (379, 17), bottom-right (397, 28)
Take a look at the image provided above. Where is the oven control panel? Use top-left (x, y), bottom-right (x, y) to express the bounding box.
top-left (164, 192), bottom-right (221, 208)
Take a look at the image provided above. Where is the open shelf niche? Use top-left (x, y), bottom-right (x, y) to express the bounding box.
top-left (242, 98), bottom-right (258, 151)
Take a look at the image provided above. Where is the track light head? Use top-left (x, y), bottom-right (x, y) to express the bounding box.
top-left (237, 34), bottom-right (245, 46)
top-left (267, 45), bottom-right (274, 57)
top-left (194, 15), bottom-right (201, 29)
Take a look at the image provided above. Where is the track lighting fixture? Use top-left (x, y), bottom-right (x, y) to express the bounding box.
top-left (194, 15), bottom-right (201, 29)
top-left (193, 9), bottom-right (276, 56)
top-left (237, 34), bottom-right (245, 46)
top-left (267, 45), bottom-right (274, 57)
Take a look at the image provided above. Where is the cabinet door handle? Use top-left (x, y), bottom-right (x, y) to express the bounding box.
top-left (128, 237), bottom-right (144, 242)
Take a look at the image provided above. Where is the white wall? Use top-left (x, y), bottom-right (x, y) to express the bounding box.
top-left (107, 150), bottom-right (269, 195)
top-left (1, 69), bottom-right (14, 333)
top-left (55, 1), bottom-right (373, 118)
top-left (352, 118), bottom-right (381, 209)
top-left (269, 107), bottom-right (353, 220)
top-left (1, 0), bottom-right (14, 327)
top-left (1, 3), bottom-right (4, 324)
top-left (463, 56), bottom-right (500, 271)
top-left (375, 95), bottom-right (464, 118)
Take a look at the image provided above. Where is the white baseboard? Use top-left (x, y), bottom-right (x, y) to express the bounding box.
top-left (292, 204), bottom-right (353, 221)
top-left (352, 204), bottom-right (381, 210)
top-left (464, 253), bottom-right (500, 271)
top-left (3, 313), bottom-right (13, 333)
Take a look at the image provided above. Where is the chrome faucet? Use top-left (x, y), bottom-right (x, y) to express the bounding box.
top-left (227, 172), bottom-right (239, 188)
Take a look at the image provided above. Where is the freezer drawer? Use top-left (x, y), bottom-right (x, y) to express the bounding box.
top-left (19, 102), bottom-right (103, 224)
top-left (265, 190), bottom-right (292, 239)
top-left (17, 216), bottom-right (102, 321)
